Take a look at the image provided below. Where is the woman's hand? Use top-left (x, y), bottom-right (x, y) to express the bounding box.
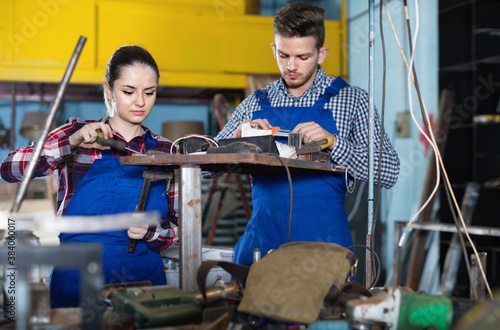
top-left (128, 224), bottom-right (149, 240)
top-left (68, 122), bottom-right (114, 150)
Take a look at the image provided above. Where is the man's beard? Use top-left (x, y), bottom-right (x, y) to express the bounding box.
top-left (283, 66), bottom-right (316, 91)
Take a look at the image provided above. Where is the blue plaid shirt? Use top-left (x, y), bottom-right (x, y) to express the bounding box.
top-left (216, 66), bottom-right (400, 188)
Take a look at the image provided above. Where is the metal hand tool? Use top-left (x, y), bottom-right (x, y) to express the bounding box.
top-left (296, 136), bottom-right (334, 154)
top-left (95, 130), bottom-right (142, 155)
top-left (272, 126), bottom-right (334, 162)
top-left (127, 168), bottom-right (173, 253)
top-left (272, 127), bottom-right (302, 149)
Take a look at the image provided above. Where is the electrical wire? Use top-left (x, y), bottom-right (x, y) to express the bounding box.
top-left (265, 153), bottom-right (293, 243)
top-left (347, 181), bottom-right (366, 222)
top-left (384, 0), bottom-right (493, 299)
top-left (443, 182), bottom-right (478, 299)
top-left (349, 244), bottom-right (381, 289)
top-left (402, 0), bottom-right (491, 299)
top-left (401, 0), bottom-right (442, 249)
top-left (345, 166), bottom-right (356, 194)
top-left (169, 134), bottom-right (218, 154)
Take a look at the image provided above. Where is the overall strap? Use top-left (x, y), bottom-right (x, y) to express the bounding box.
top-left (100, 148), bottom-right (114, 159)
top-left (315, 77), bottom-right (349, 108)
top-left (144, 132), bottom-right (158, 152)
top-left (254, 89), bottom-right (272, 110)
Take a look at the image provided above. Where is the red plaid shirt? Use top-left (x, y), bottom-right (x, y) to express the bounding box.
top-left (1, 117), bottom-right (179, 252)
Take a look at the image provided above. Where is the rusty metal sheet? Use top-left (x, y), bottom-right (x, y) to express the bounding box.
top-left (120, 153), bottom-right (346, 174)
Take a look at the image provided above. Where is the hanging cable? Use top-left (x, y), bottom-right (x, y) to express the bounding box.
top-left (384, 0), bottom-right (493, 299)
top-left (401, 0), bottom-right (442, 249)
top-left (443, 182), bottom-right (478, 300)
top-left (349, 244), bottom-right (381, 289)
top-left (170, 134), bottom-right (218, 154)
top-left (347, 181), bottom-right (366, 222)
top-left (265, 153), bottom-right (293, 243)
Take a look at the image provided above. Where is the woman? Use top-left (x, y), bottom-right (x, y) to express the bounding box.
top-left (1, 45), bottom-right (178, 308)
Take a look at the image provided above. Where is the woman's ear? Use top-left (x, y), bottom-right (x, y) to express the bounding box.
top-left (103, 82), bottom-right (113, 101)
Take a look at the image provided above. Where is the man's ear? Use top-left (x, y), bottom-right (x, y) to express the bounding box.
top-left (271, 42), bottom-right (277, 60)
top-left (317, 47), bottom-right (329, 65)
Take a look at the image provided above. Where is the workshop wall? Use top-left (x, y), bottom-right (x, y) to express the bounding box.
top-left (0, 0), bottom-right (346, 88)
top-left (347, 0), bottom-right (439, 288)
top-left (0, 101), bottom-right (209, 162)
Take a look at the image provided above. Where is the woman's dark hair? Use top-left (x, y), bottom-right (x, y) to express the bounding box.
top-left (274, 2), bottom-right (325, 49)
top-left (105, 45), bottom-right (159, 87)
top-left (103, 45), bottom-right (159, 115)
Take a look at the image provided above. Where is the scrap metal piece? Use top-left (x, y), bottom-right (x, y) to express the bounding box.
top-left (470, 252), bottom-right (487, 301)
top-left (10, 36), bottom-right (87, 214)
top-left (128, 168), bottom-right (173, 253)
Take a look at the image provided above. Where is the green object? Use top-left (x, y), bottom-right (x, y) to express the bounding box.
top-left (111, 285), bottom-right (203, 328)
top-left (398, 291), bottom-right (453, 330)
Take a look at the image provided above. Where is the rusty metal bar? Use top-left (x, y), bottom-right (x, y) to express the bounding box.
top-left (179, 165), bottom-right (202, 293)
top-left (393, 221), bottom-right (405, 286)
top-left (10, 83), bottom-right (16, 150)
top-left (471, 252), bottom-right (487, 300)
top-left (10, 36), bottom-right (87, 213)
top-left (393, 220), bottom-right (499, 291)
top-left (121, 153), bottom-right (346, 174)
top-left (405, 222), bottom-right (500, 237)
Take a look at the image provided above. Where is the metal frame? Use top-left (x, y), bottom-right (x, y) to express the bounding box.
top-left (393, 221), bottom-right (500, 295)
top-left (121, 153), bottom-right (346, 293)
top-left (0, 244), bottom-right (103, 329)
top-left (179, 165), bottom-right (202, 293)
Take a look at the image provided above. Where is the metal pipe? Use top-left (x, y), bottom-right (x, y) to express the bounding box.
top-left (9, 36), bottom-right (87, 213)
top-left (402, 222), bottom-right (500, 237)
top-left (179, 165), bottom-right (202, 293)
top-left (365, 0), bottom-right (376, 287)
top-left (10, 83), bottom-right (16, 150)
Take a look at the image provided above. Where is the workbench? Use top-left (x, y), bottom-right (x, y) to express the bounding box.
top-left (121, 153), bottom-right (347, 292)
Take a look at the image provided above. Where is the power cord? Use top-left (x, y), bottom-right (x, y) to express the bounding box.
top-left (169, 134), bottom-right (219, 154)
top-left (348, 244), bottom-right (381, 289)
top-left (385, 0), bottom-right (493, 299)
top-left (265, 153), bottom-right (293, 243)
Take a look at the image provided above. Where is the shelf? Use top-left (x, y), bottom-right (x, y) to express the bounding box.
top-left (439, 55), bottom-right (500, 72)
top-left (475, 28), bottom-right (500, 36)
top-left (439, 0), bottom-right (472, 14)
top-left (449, 123), bottom-right (474, 129)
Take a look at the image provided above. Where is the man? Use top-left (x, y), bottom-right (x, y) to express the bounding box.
top-left (215, 2), bottom-right (399, 266)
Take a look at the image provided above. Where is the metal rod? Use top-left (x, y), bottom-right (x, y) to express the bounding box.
top-left (9, 36), bottom-right (87, 213)
top-left (179, 165), bottom-right (202, 293)
top-left (393, 222), bottom-right (405, 286)
top-left (10, 83), bottom-right (16, 150)
top-left (400, 221), bottom-right (500, 237)
top-left (365, 0), bottom-right (376, 287)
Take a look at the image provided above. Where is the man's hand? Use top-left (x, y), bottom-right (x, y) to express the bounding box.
top-left (69, 122), bottom-right (113, 150)
top-left (128, 224), bottom-right (149, 240)
top-left (233, 119), bottom-right (273, 138)
top-left (292, 122), bottom-right (337, 150)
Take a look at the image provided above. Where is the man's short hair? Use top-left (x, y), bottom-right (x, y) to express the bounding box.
top-left (273, 2), bottom-right (326, 49)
